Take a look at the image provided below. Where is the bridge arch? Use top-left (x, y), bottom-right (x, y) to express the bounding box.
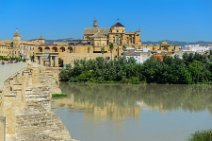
top-left (38, 47), bottom-right (43, 52)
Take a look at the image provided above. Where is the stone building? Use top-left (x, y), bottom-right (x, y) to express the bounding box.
top-left (0, 21), bottom-right (182, 66)
top-left (0, 20), bottom-right (143, 66)
top-left (0, 32), bottom-right (38, 59)
top-left (84, 20), bottom-right (142, 49)
top-left (142, 41), bottom-right (180, 52)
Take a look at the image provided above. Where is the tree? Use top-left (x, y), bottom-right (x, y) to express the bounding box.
top-left (122, 45), bottom-right (126, 51)
top-left (188, 130), bottom-right (212, 141)
top-left (101, 47), bottom-right (105, 57)
top-left (59, 58), bottom-right (64, 67)
top-left (30, 55), bottom-right (35, 62)
top-left (59, 54), bottom-right (211, 84)
top-left (109, 43), bottom-right (114, 60)
top-left (188, 60), bottom-right (210, 83)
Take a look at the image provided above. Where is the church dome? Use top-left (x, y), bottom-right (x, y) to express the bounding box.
top-left (38, 35), bottom-right (45, 40)
top-left (111, 22), bottom-right (125, 28)
top-left (161, 41), bottom-right (169, 47)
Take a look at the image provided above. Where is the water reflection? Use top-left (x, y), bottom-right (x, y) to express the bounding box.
top-left (53, 83), bottom-right (212, 120)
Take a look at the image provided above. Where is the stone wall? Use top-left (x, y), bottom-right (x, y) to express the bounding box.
top-left (0, 64), bottom-right (78, 141)
top-left (0, 116), bottom-right (5, 141)
top-left (0, 90), bottom-right (3, 117)
top-left (62, 52), bottom-right (111, 65)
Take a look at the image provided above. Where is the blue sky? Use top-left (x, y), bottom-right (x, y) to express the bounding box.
top-left (0, 0), bottom-right (211, 41)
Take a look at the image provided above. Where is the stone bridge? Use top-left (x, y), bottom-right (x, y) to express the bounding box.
top-left (0, 63), bottom-right (27, 88)
top-left (0, 63), bottom-right (78, 141)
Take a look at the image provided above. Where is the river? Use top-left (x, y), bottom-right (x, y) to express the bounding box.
top-left (53, 83), bottom-right (212, 141)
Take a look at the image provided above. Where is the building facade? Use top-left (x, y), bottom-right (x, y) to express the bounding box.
top-left (84, 20), bottom-right (142, 49)
top-left (0, 20), bottom-right (184, 66)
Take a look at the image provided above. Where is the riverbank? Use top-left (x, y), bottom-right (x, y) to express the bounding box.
top-left (0, 64), bottom-right (78, 141)
top-left (60, 54), bottom-right (212, 84)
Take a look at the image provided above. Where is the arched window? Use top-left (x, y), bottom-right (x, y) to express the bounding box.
top-left (68, 47), bottom-right (73, 53)
top-left (60, 47), bottom-right (65, 52)
top-left (52, 47), bottom-right (58, 52)
top-left (45, 47), bottom-right (50, 52)
top-left (38, 47), bottom-right (43, 52)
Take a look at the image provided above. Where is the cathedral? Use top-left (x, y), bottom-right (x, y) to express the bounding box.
top-left (84, 20), bottom-right (142, 48)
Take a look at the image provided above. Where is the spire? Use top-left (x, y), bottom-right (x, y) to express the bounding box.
top-left (93, 19), bottom-right (98, 28)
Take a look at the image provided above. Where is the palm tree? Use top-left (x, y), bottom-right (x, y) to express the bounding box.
top-left (121, 45), bottom-right (127, 56)
top-left (109, 43), bottom-right (114, 60)
top-left (101, 47), bottom-right (105, 57)
top-left (122, 45), bottom-right (126, 51)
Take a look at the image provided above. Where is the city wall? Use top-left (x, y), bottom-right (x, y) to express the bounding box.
top-left (62, 52), bottom-right (111, 65)
top-left (0, 64), bottom-right (78, 141)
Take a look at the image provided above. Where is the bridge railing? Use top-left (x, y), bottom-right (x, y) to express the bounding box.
top-left (0, 63), bottom-right (27, 89)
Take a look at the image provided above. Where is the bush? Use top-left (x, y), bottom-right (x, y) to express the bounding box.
top-left (188, 130), bottom-right (212, 141)
top-left (130, 77), bottom-right (140, 84)
top-left (52, 93), bottom-right (67, 99)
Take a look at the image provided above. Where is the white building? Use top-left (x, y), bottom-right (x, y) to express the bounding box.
top-left (175, 44), bottom-right (211, 59)
top-left (183, 44), bottom-right (210, 52)
top-left (124, 51), bottom-right (151, 64)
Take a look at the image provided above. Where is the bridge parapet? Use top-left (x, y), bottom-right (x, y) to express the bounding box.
top-left (0, 64), bottom-right (77, 141)
top-left (0, 116), bottom-right (5, 141)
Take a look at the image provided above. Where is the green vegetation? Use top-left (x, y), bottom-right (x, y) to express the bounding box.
top-left (0, 56), bottom-right (24, 62)
top-left (52, 93), bottom-right (67, 99)
top-left (188, 130), bottom-right (212, 141)
top-left (60, 53), bottom-right (212, 84)
top-left (109, 43), bottom-right (114, 60)
top-left (59, 58), bottom-right (64, 67)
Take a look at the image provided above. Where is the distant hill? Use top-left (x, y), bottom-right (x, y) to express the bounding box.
top-left (46, 38), bottom-right (80, 44)
top-left (30, 38), bottom-right (212, 46)
top-left (30, 38), bottom-right (79, 44)
top-left (143, 40), bottom-right (212, 46)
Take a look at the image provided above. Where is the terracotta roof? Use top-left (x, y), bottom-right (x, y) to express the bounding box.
top-left (91, 30), bottom-right (107, 38)
top-left (84, 28), bottom-right (110, 35)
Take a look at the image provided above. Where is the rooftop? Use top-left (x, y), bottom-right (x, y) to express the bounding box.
top-left (84, 28), bottom-right (110, 35)
top-left (13, 32), bottom-right (21, 37)
top-left (111, 22), bottom-right (125, 28)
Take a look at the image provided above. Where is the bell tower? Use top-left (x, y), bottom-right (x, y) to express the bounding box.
top-left (93, 19), bottom-right (98, 28)
top-left (13, 29), bottom-right (21, 47)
